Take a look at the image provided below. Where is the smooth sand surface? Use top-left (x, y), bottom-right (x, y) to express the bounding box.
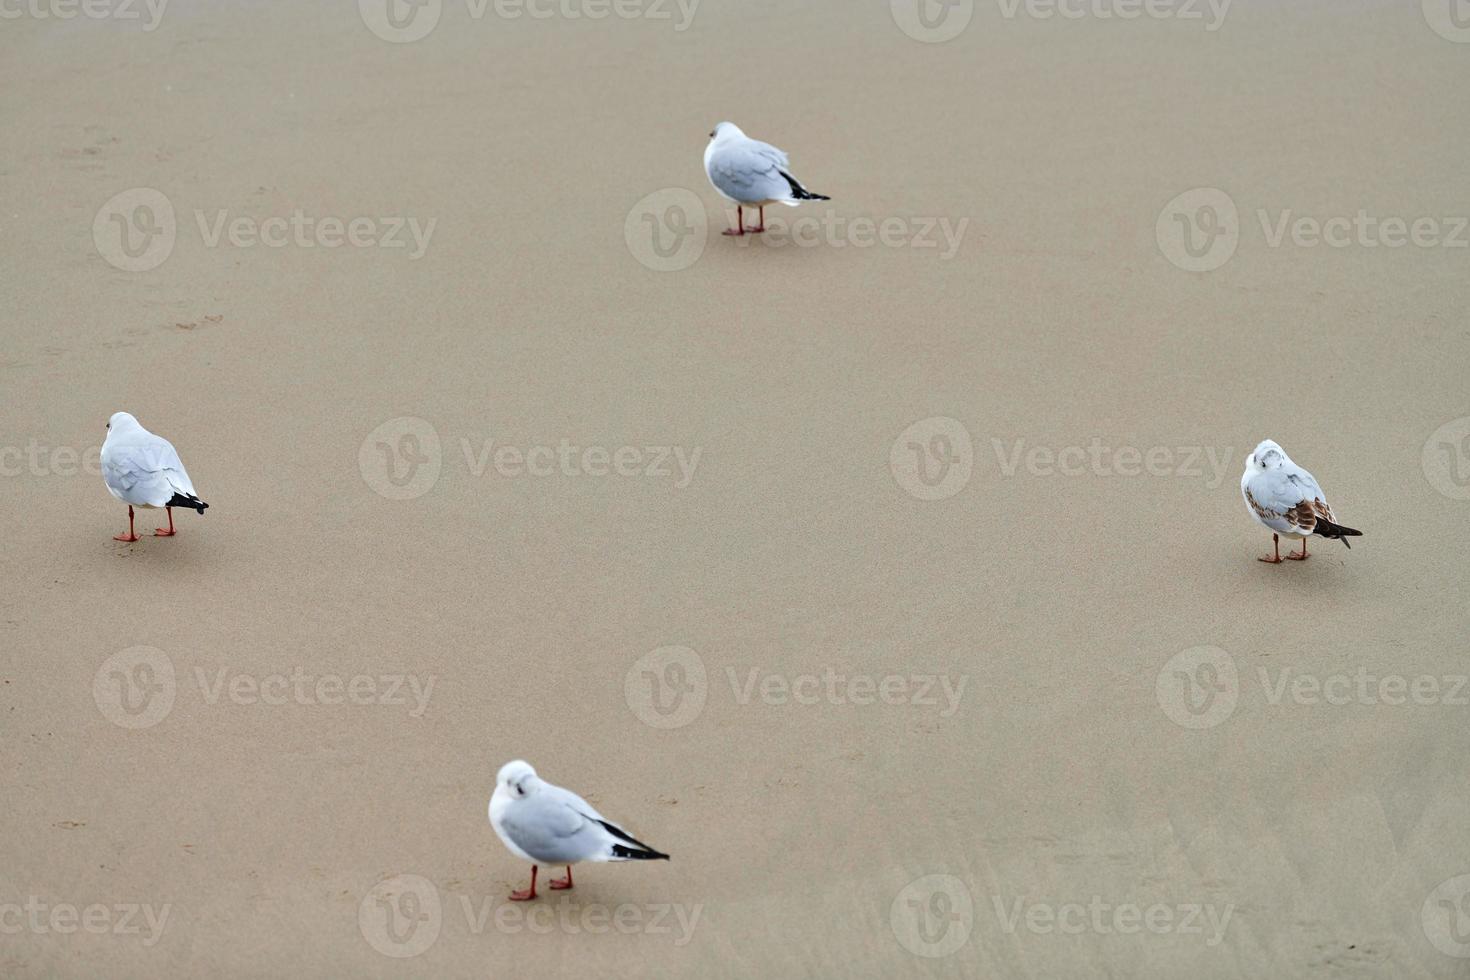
top-left (2, 0), bottom-right (1469, 976)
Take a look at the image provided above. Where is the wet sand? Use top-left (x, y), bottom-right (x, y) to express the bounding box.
top-left (2, 0), bottom-right (1469, 976)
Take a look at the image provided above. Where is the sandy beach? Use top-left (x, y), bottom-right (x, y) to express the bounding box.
top-left (2, 0), bottom-right (1469, 975)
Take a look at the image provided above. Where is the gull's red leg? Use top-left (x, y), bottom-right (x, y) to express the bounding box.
top-left (155, 507), bottom-right (176, 537)
top-left (1258, 533), bottom-right (1283, 564)
top-left (1287, 538), bottom-right (1309, 561)
top-left (114, 505), bottom-right (140, 542)
top-left (750, 206), bottom-right (765, 233)
top-left (550, 865), bottom-right (574, 890)
top-left (509, 864), bottom-right (538, 901)
top-left (723, 205), bottom-right (745, 236)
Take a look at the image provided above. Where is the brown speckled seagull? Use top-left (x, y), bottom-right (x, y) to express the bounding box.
top-left (1241, 439), bottom-right (1361, 563)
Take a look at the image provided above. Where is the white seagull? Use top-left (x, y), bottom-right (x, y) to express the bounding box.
top-left (489, 760), bottom-right (668, 901)
top-left (1241, 439), bottom-right (1360, 563)
top-left (704, 121), bottom-right (829, 237)
top-left (100, 412), bottom-right (208, 542)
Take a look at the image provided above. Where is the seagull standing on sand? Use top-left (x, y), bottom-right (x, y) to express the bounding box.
top-left (489, 760), bottom-right (669, 901)
top-left (100, 412), bottom-right (208, 542)
top-left (704, 122), bottom-right (830, 236)
top-left (1241, 439), bottom-right (1360, 563)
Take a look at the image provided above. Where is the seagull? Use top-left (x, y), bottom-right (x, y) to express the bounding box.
top-left (100, 412), bottom-right (208, 542)
top-left (489, 760), bottom-right (669, 901)
top-left (1241, 439), bottom-right (1361, 563)
top-left (704, 122), bottom-right (829, 236)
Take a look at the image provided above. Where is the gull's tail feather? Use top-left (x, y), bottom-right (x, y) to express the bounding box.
top-left (610, 843), bottom-right (670, 861)
top-left (781, 171), bottom-right (829, 201)
top-left (598, 818), bottom-right (670, 861)
top-left (1313, 518), bottom-right (1361, 547)
top-left (167, 492), bottom-right (208, 514)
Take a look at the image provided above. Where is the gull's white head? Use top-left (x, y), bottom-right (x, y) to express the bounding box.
top-left (1246, 439), bottom-right (1288, 472)
top-left (496, 760), bottom-right (538, 800)
top-left (107, 412), bottom-right (140, 434)
top-left (708, 121), bottom-right (744, 142)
